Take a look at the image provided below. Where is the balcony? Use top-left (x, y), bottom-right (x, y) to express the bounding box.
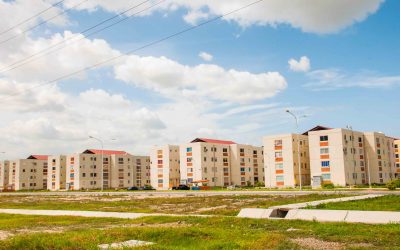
top-left (320, 155), bottom-right (329, 160)
top-left (275, 157), bottom-right (283, 162)
top-left (275, 169), bottom-right (284, 174)
top-left (320, 141), bottom-right (329, 147)
top-left (274, 146), bottom-right (282, 150)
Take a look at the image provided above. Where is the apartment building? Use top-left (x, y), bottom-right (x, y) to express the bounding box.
top-left (230, 144), bottom-right (264, 186)
top-left (65, 149), bottom-right (150, 190)
top-left (0, 161), bottom-right (10, 191)
top-left (395, 140), bottom-right (400, 178)
top-left (180, 138), bottom-right (264, 187)
top-left (8, 155), bottom-right (48, 191)
top-left (364, 132), bottom-right (396, 184)
top-left (150, 145), bottom-right (180, 190)
top-left (263, 133), bottom-right (310, 188)
top-left (47, 155), bottom-right (66, 191)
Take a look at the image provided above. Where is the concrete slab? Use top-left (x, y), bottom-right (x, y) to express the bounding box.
top-left (285, 209), bottom-right (348, 222)
top-left (345, 210), bottom-right (400, 224)
top-left (98, 240), bottom-right (154, 249)
top-left (237, 208), bottom-right (274, 219)
top-left (270, 194), bottom-right (383, 210)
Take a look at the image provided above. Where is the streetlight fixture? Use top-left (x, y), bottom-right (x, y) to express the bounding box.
top-left (286, 110), bottom-right (307, 191)
top-left (89, 136), bottom-right (104, 191)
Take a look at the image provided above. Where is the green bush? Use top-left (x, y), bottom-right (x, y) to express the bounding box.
top-left (387, 179), bottom-right (400, 190)
top-left (322, 183), bottom-right (335, 189)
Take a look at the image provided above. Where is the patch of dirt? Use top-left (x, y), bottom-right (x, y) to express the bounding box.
top-left (0, 230), bottom-right (13, 240)
top-left (196, 205), bottom-right (228, 212)
top-left (291, 237), bottom-right (345, 250)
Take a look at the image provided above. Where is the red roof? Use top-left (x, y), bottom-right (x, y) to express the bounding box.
top-left (83, 149), bottom-right (128, 155)
top-left (191, 138), bottom-right (236, 145)
top-left (302, 125), bottom-right (332, 135)
top-left (27, 155), bottom-right (49, 160)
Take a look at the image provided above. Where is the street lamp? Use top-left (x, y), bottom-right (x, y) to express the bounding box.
top-left (286, 110), bottom-right (307, 191)
top-left (89, 136), bottom-right (104, 191)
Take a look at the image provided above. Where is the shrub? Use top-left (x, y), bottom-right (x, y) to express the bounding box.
top-left (387, 179), bottom-right (400, 190)
top-left (322, 183), bottom-right (335, 189)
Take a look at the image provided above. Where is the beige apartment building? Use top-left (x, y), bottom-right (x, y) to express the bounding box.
top-left (0, 161), bottom-right (10, 191)
top-left (65, 149), bottom-right (150, 191)
top-left (230, 144), bottom-right (264, 186)
top-left (180, 138), bottom-right (263, 187)
top-left (48, 155), bottom-right (66, 191)
top-left (264, 133), bottom-right (310, 188)
top-left (395, 140), bottom-right (400, 178)
top-left (364, 132), bottom-right (396, 184)
top-left (150, 145), bottom-right (180, 190)
top-left (8, 155), bottom-right (48, 191)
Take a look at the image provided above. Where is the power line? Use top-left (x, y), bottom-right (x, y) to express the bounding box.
top-left (0, 0), bottom-right (65, 37)
top-left (0, 0), bottom-right (154, 74)
top-left (0, 0), bottom-right (265, 102)
top-left (0, 0), bottom-right (89, 45)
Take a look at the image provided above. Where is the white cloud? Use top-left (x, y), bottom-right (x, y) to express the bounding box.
top-left (64, 0), bottom-right (384, 34)
top-left (199, 51), bottom-right (213, 62)
top-left (114, 55), bottom-right (287, 103)
top-left (0, 31), bottom-right (120, 82)
top-left (304, 69), bottom-right (400, 90)
top-left (288, 56), bottom-right (311, 72)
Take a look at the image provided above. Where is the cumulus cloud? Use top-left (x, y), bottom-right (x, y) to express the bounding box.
top-left (0, 31), bottom-right (120, 82)
top-left (199, 51), bottom-right (213, 62)
top-left (114, 55), bottom-right (287, 103)
top-left (63, 0), bottom-right (384, 34)
top-left (304, 69), bottom-right (400, 90)
top-left (289, 56), bottom-right (311, 72)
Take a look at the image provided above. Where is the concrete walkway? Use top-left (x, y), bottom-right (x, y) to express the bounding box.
top-left (0, 209), bottom-right (210, 219)
top-left (269, 194), bottom-right (383, 210)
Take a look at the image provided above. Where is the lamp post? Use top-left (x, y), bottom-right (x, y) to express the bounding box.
top-left (89, 136), bottom-right (104, 191)
top-left (286, 110), bottom-right (306, 191)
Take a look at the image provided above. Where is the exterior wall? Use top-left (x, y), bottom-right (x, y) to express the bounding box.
top-left (48, 155), bottom-right (66, 191)
top-left (65, 154), bottom-right (105, 190)
top-left (264, 134), bottom-right (310, 188)
top-left (180, 142), bottom-right (232, 187)
top-left (364, 133), bottom-right (395, 184)
top-left (132, 156), bottom-right (151, 188)
top-left (230, 144), bottom-right (264, 186)
top-left (395, 140), bottom-right (400, 178)
top-left (8, 159), bottom-right (48, 191)
top-left (309, 129), bottom-right (367, 187)
top-left (0, 161), bottom-right (10, 191)
top-left (109, 155), bottom-right (134, 188)
top-left (150, 145), bottom-right (180, 190)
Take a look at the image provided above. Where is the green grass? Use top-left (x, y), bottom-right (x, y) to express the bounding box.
top-left (0, 214), bottom-right (399, 249)
top-left (0, 194), bottom-right (348, 216)
top-left (310, 195), bottom-right (400, 211)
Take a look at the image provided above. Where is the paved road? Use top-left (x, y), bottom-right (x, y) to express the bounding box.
top-left (0, 190), bottom-right (398, 197)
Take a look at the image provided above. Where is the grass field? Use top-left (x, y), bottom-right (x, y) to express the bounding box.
top-left (0, 213), bottom-right (400, 249)
top-left (0, 193), bottom-right (348, 216)
top-left (310, 195), bottom-right (400, 211)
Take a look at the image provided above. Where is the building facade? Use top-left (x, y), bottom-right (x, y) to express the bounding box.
top-left (180, 138), bottom-right (264, 187)
top-left (264, 133), bottom-right (310, 188)
top-left (65, 149), bottom-right (150, 190)
top-left (395, 140), bottom-right (400, 178)
top-left (8, 155), bottom-right (48, 191)
top-left (48, 155), bottom-right (67, 191)
top-left (150, 145), bottom-right (180, 190)
top-left (0, 161), bottom-right (10, 191)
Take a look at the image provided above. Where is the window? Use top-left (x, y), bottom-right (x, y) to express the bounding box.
top-left (240, 148), bottom-right (245, 153)
top-left (187, 157), bottom-right (192, 162)
top-left (223, 148), bottom-right (228, 153)
top-left (358, 137), bottom-right (362, 143)
top-left (275, 151), bottom-right (282, 158)
top-left (275, 163), bottom-right (283, 169)
top-left (321, 161), bottom-right (330, 167)
top-left (82, 173), bottom-right (86, 177)
top-left (276, 176), bottom-right (284, 182)
top-left (158, 179), bottom-right (163, 184)
top-left (240, 167), bottom-right (245, 172)
top-left (274, 140), bottom-right (282, 146)
top-left (157, 160), bottom-right (163, 164)
top-left (186, 147), bottom-right (192, 153)
top-left (320, 148), bottom-right (329, 154)
top-left (322, 173), bottom-right (331, 180)
top-left (320, 136), bottom-right (328, 142)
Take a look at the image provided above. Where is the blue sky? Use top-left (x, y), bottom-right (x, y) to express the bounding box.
top-left (0, 0), bottom-right (399, 158)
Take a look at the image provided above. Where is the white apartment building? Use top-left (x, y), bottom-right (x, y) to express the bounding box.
top-left (8, 155), bottom-right (48, 191)
top-left (395, 140), bottom-right (400, 178)
top-left (264, 133), bottom-right (310, 188)
top-left (150, 145), bottom-right (180, 190)
top-left (180, 138), bottom-right (264, 187)
top-left (48, 155), bottom-right (66, 191)
top-left (0, 161), bottom-right (10, 191)
top-left (65, 149), bottom-right (150, 191)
